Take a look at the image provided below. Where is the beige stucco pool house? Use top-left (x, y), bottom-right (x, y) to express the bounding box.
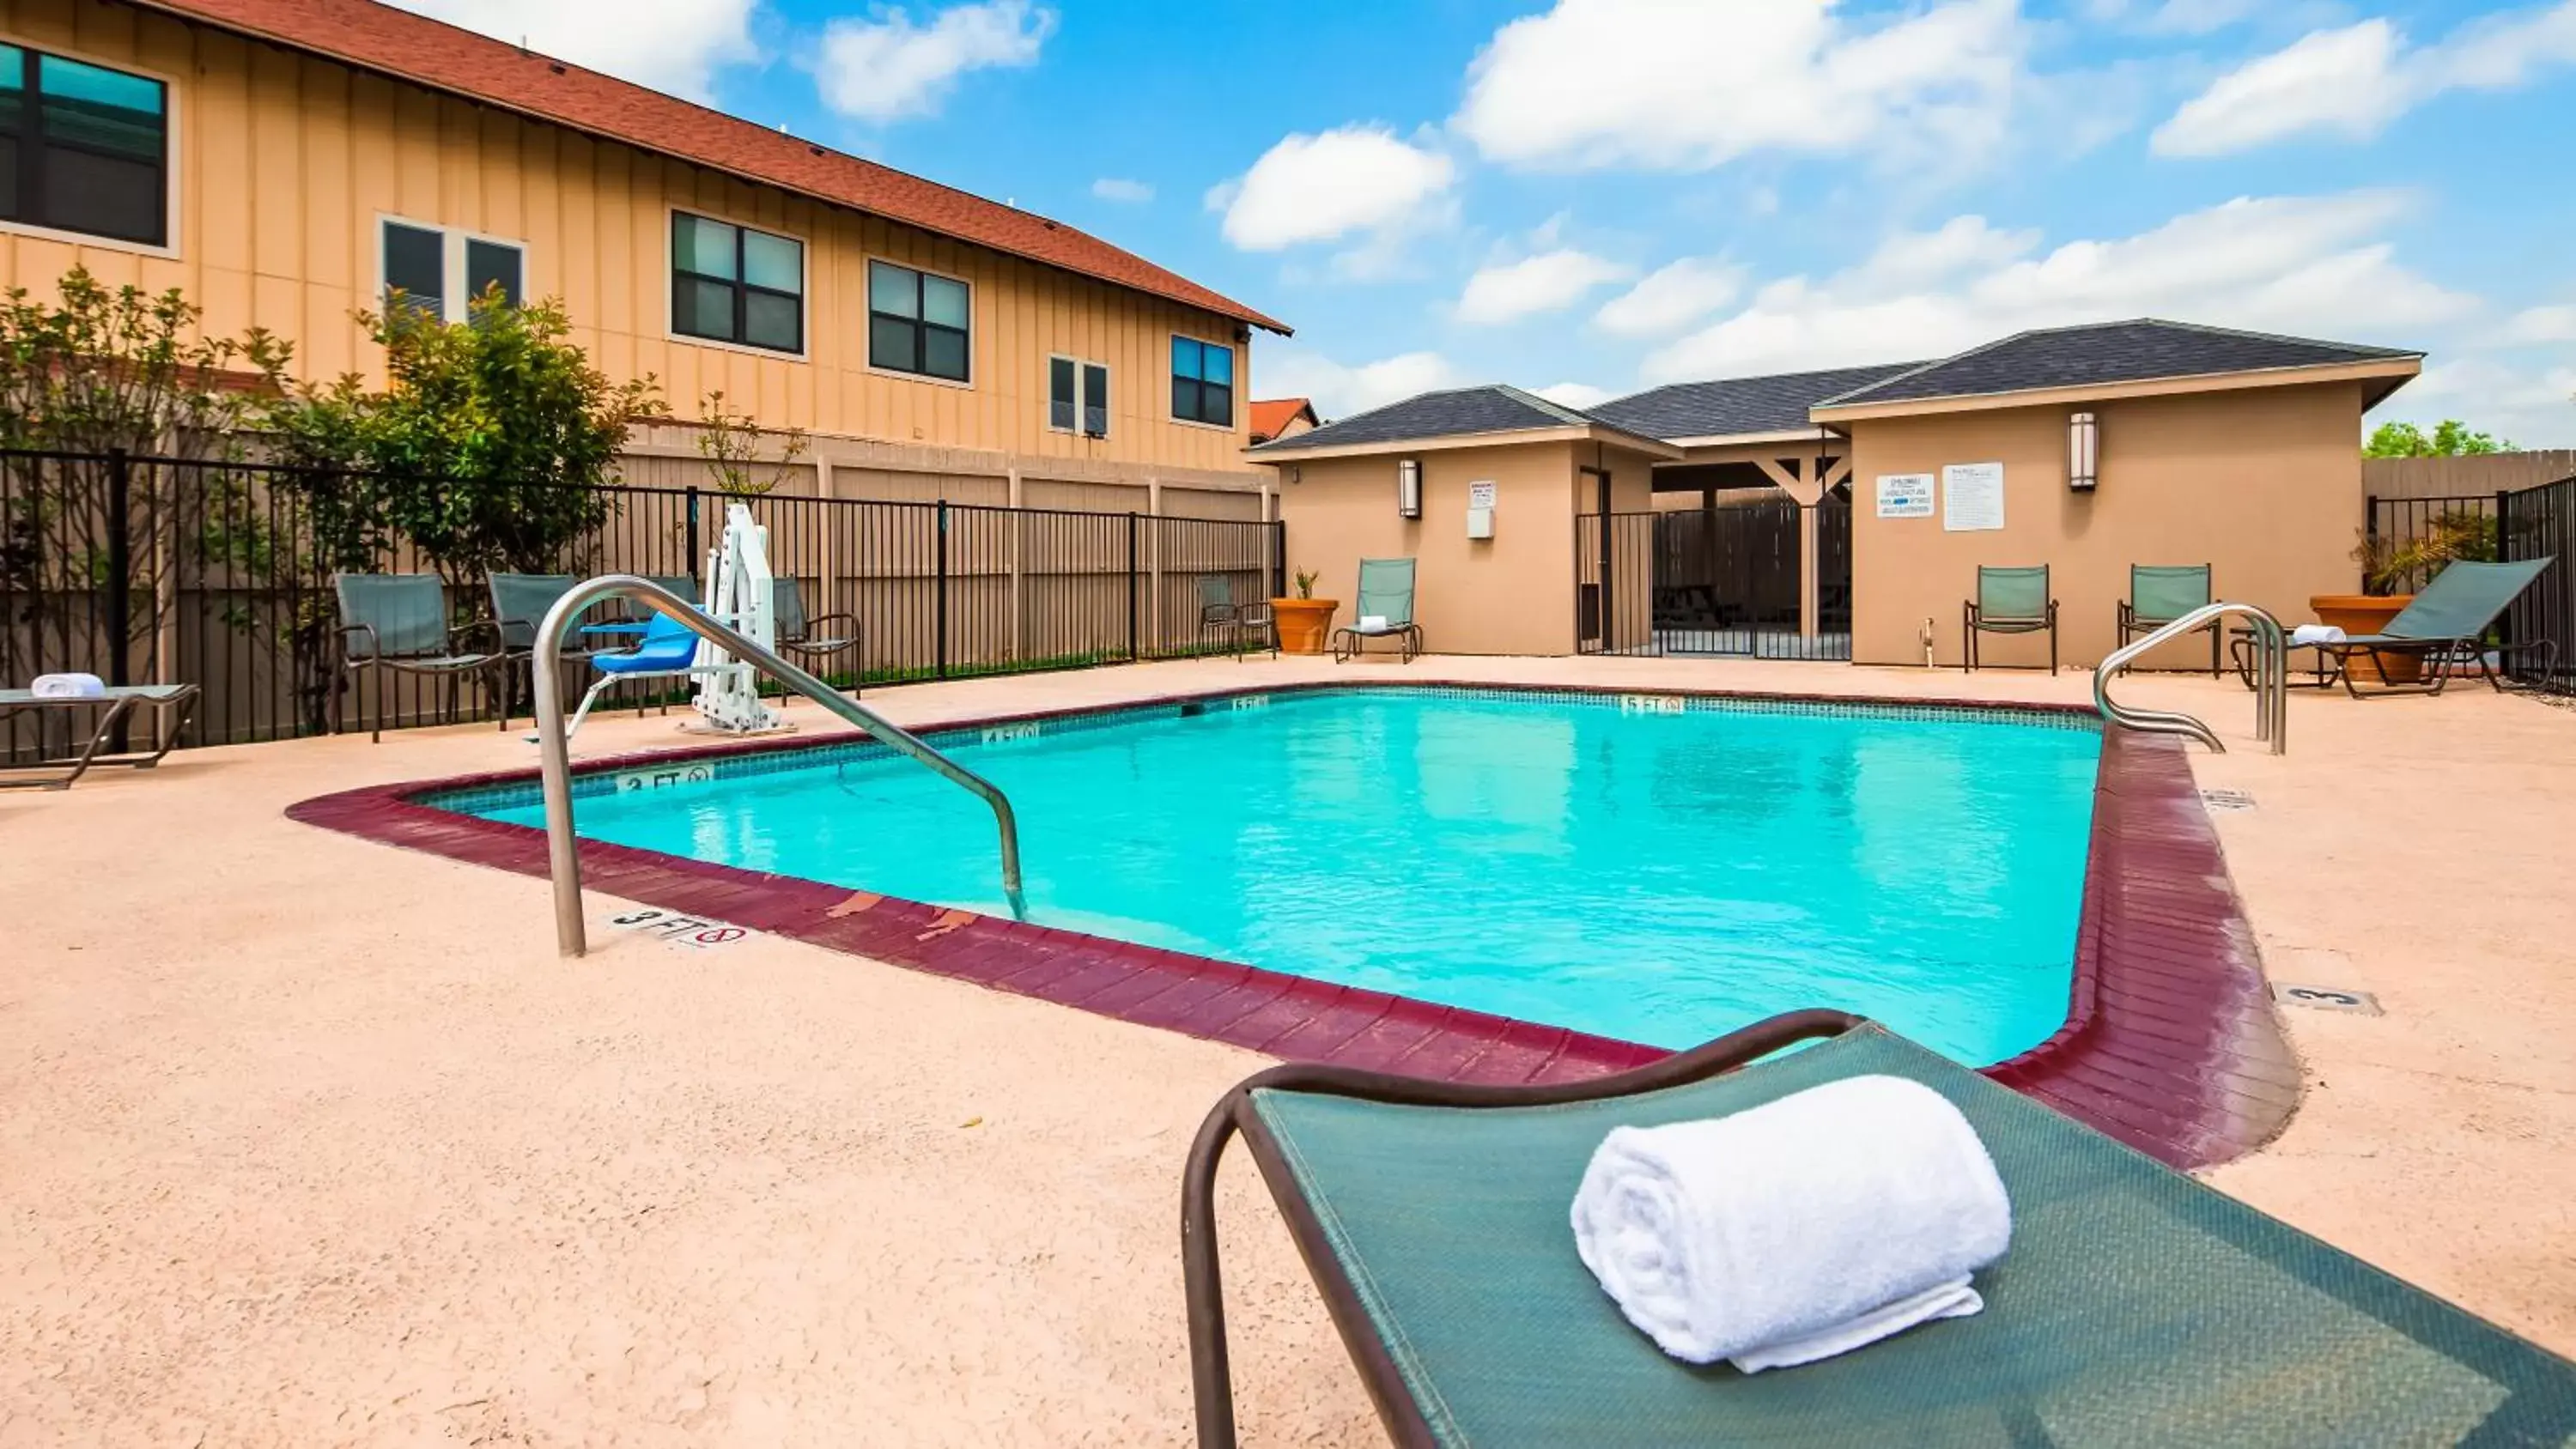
top-left (1250, 318), bottom-right (2424, 670)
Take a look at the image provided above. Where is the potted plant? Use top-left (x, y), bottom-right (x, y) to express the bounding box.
top-left (1270, 568), bottom-right (1339, 656)
top-left (2321, 512), bottom-right (2497, 683)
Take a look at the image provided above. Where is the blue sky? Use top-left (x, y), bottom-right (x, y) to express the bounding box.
top-left (400, 0), bottom-right (2576, 443)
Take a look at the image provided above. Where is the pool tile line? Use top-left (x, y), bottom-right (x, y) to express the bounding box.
top-left (286, 682), bottom-right (2290, 1171)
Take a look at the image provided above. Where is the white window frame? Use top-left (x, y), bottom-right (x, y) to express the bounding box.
top-left (0, 34), bottom-right (183, 259)
top-left (665, 204), bottom-right (811, 362)
top-left (376, 214), bottom-right (527, 324)
top-left (1168, 333), bottom-right (1238, 432)
top-left (863, 254), bottom-right (975, 390)
top-left (1047, 353), bottom-right (1110, 439)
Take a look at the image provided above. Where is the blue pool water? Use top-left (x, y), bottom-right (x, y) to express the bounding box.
top-left (458, 689), bottom-right (2101, 1065)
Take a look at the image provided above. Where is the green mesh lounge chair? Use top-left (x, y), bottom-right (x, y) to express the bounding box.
top-left (0, 683), bottom-right (200, 790)
top-left (1964, 565), bottom-right (2057, 673)
top-left (1181, 1012), bottom-right (2576, 1448)
top-left (2316, 557), bottom-right (2559, 700)
top-left (489, 573), bottom-right (605, 728)
top-left (772, 576), bottom-right (861, 684)
top-left (1197, 573), bottom-right (1277, 660)
top-left (1333, 558), bottom-right (1424, 664)
top-left (2116, 564), bottom-right (2219, 676)
top-left (333, 573), bottom-right (505, 743)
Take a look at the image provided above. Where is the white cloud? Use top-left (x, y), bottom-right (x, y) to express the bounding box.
top-left (2503, 304), bottom-right (2576, 344)
top-left (2393, 358), bottom-right (2576, 447)
top-left (814, 0), bottom-right (1054, 124)
top-left (1537, 382), bottom-right (1615, 409)
top-left (1595, 258), bottom-right (1745, 337)
top-left (1455, 249), bottom-right (1633, 325)
top-left (1641, 191), bottom-right (2474, 383)
top-left (2154, 3), bottom-right (2576, 156)
top-left (1258, 349), bottom-right (1461, 418)
top-left (1212, 126), bottom-right (1456, 252)
top-left (387, 0), bottom-right (756, 100)
top-left (1091, 178), bottom-right (1154, 203)
top-left (1454, 0), bottom-right (2025, 172)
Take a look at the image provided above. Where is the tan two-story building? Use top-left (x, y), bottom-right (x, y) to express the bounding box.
top-left (0, 0), bottom-right (1288, 515)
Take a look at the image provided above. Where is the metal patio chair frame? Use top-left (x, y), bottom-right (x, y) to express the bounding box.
top-left (2116, 563), bottom-right (2220, 676)
top-left (1181, 1009), bottom-right (2576, 1448)
top-left (0, 683), bottom-right (202, 790)
top-left (1963, 564), bottom-right (2057, 674)
top-left (1196, 573), bottom-right (1278, 660)
top-left (332, 573), bottom-right (507, 743)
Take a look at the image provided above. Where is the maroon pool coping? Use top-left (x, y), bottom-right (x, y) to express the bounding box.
top-left (285, 680), bottom-right (2300, 1170)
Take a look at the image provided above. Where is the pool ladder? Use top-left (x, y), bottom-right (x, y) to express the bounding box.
top-left (2093, 602), bottom-right (2287, 755)
top-left (530, 575), bottom-right (1027, 957)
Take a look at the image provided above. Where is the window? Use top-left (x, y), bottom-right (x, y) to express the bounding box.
top-left (380, 218), bottom-right (523, 323)
top-left (0, 45), bottom-right (170, 247)
top-left (869, 261), bottom-right (969, 382)
top-left (671, 211), bottom-right (804, 354)
top-left (1171, 336), bottom-right (1233, 427)
top-left (1048, 356), bottom-right (1110, 437)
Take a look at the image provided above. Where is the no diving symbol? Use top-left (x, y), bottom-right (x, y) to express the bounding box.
top-left (608, 907), bottom-right (752, 949)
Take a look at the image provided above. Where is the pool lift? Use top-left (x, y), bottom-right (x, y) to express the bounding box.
top-left (558, 503), bottom-right (787, 742)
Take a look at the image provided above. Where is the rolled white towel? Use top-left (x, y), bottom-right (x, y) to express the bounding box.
top-left (2290, 623), bottom-right (2348, 647)
top-left (1358, 615), bottom-right (1389, 631)
top-left (1570, 1075), bottom-right (2011, 1372)
top-left (30, 672), bottom-right (106, 699)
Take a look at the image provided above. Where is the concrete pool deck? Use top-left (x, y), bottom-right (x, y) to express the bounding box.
top-left (4, 655), bottom-right (2572, 1443)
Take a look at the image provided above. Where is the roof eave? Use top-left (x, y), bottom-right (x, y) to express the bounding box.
top-left (1809, 356), bottom-right (2425, 422)
top-left (1248, 423), bottom-right (1683, 464)
top-left (126, 0), bottom-right (1292, 336)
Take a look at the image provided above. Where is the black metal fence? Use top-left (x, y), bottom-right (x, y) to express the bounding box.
top-left (2364, 492), bottom-right (2499, 596)
top-left (1576, 495), bottom-right (1852, 660)
top-left (2498, 474), bottom-right (2574, 694)
top-left (3, 448), bottom-right (1282, 760)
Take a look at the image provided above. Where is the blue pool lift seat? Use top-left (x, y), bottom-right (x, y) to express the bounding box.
top-left (561, 612), bottom-right (714, 740)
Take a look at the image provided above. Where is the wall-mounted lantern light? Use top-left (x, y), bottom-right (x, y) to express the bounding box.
top-left (2069, 411), bottom-right (2099, 492)
top-left (1397, 457), bottom-right (1423, 518)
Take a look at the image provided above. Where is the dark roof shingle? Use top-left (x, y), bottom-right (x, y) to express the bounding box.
top-left (1249, 385), bottom-right (1643, 453)
top-left (1591, 362), bottom-right (1926, 441)
top-left (1818, 319), bottom-right (2419, 409)
top-left (132, 0), bottom-right (1287, 334)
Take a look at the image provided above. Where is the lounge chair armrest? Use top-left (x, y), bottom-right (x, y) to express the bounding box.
top-left (337, 621), bottom-right (383, 659)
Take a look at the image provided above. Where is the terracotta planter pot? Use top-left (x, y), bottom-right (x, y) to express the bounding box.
top-left (2310, 593), bottom-right (2419, 683)
top-left (1270, 597), bottom-right (1339, 656)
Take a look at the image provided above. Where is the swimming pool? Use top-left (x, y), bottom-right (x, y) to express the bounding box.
top-left (445, 688), bottom-right (2100, 1065)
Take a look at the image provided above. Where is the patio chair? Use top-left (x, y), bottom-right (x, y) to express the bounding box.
top-left (489, 573), bottom-right (605, 727)
top-left (1332, 558), bottom-right (1424, 664)
top-left (772, 576), bottom-right (861, 684)
top-left (1963, 565), bottom-right (2057, 673)
top-left (1196, 573), bottom-right (1277, 660)
top-left (1182, 1011), bottom-right (2576, 1448)
top-left (0, 682), bottom-right (201, 790)
top-left (332, 573), bottom-right (506, 743)
top-left (2116, 563), bottom-right (2219, 676)
top-left (2308, 557), bottom-right (2559, 699)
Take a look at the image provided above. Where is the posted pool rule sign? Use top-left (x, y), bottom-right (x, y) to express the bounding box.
top-left (1942, 462), bottom-right (2006, 532)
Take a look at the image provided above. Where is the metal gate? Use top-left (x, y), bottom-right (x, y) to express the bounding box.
top-left (1576, 495), bottom-right (1850, 659)
top-left (2498, 474), bottom-right (2574, 693)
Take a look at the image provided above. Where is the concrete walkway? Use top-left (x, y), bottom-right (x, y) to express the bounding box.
top-left (2, 655), bottom-right (2569, 1444)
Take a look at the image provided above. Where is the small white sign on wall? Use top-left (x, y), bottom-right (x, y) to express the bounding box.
top-left (1467, 480), bottom-right (1498, 511)
top-left (1875, 473), bottom-right (1935, 518)
top-left (1942, 462), bottom-right (2007, 532)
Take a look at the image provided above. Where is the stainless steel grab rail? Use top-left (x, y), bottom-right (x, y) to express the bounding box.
top-left (532, 575), bottom-right (1026, 956)
top-left (2093, 602), bottom-right (2287, 755)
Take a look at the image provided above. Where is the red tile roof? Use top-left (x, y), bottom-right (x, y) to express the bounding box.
top-left (1248, 397), bottom-right (1318, 442)
top-left (131, 0), bottom-right (1291, 335)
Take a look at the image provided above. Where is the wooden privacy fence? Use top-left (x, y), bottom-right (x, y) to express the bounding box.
top-left (0, 449), bottom-right (1283, 759)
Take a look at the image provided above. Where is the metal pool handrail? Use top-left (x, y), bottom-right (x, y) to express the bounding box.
top-left (531, 574), bottom-right (1026, 957)
top-left (2094, 602), bottom-right (2287, 755)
